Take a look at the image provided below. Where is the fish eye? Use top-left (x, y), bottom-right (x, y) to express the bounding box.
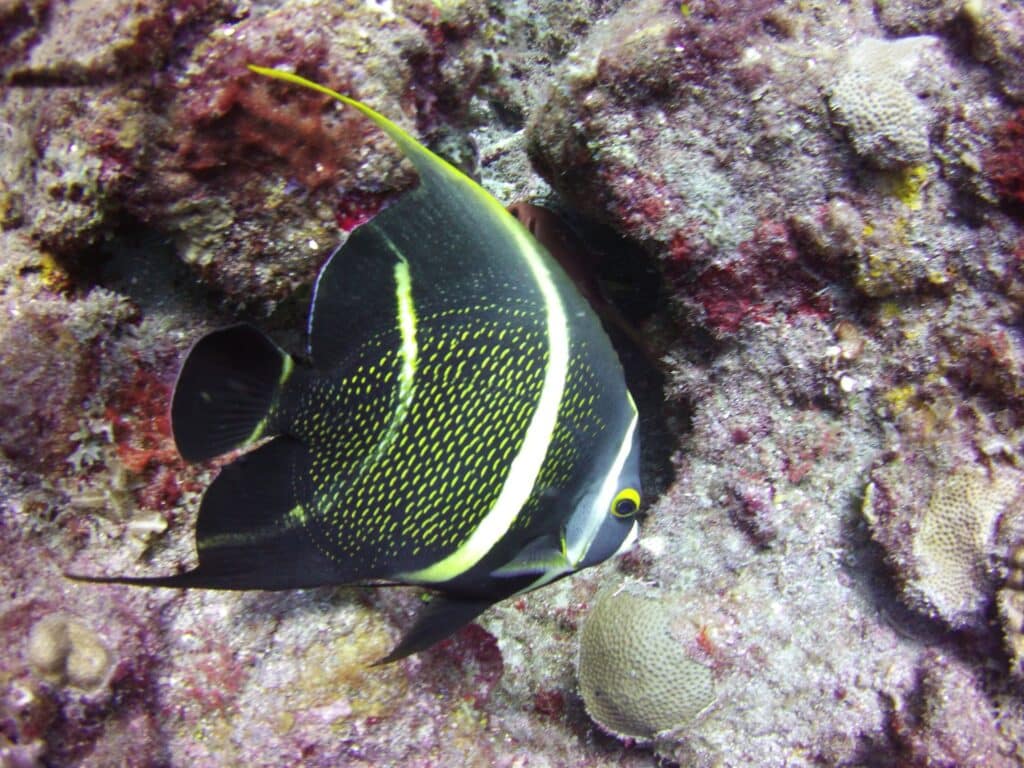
top-left (610, 487), bottom-right (640, 518)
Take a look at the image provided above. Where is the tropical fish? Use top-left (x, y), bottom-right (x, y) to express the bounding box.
top-left (73, 66), bottom-right (642, 663)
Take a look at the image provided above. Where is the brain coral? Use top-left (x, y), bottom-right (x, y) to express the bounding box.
top-left (577, 582), bottom-right (715, 741)
top-left (826, 36), bottom-right (942, 168)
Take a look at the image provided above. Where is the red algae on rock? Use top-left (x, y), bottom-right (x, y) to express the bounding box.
top-left (987, 108), bottom-right (1024, 213)
top-left (1, 0), bottom-right (498, 311)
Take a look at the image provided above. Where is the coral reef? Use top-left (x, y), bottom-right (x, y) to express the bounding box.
top-left (0, 233), bottom-right (137, 472)
top-left (0, 0), bottom-right (500, 311)
top-left (874, 650), bottom-right (1021, 767)
top-left (875, 0), bottom-right (966, 34)
top-left (3, 0), bottom-right (1024, 766)
top-left (525, 0), bottom-right (981, 336)
top-left (964, 0), bottom-right (1024, 102)
top-left (577, 582), bottom-right (714, 741)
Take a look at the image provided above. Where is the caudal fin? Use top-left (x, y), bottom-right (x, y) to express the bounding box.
top-left (172, 324), bottom-right (293, 462)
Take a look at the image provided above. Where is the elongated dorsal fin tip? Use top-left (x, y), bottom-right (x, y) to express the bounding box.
top-left (246, 63), bottom-right (539, 260)
top-left (246, 64), bottom-right (450, 180)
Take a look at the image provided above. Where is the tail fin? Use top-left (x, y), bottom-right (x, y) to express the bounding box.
top-left (171, 324), bottom-right (293, 462)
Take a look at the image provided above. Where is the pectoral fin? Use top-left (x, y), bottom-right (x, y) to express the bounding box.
top-left (489, 533), bottom-right (571, 579)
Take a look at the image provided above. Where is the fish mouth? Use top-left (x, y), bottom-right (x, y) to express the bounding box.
top-left (611, 521), bottom-right (640, 559)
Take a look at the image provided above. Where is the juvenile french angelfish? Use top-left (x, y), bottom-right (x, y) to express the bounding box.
top-left (74, 66), bottom-right (643, 663)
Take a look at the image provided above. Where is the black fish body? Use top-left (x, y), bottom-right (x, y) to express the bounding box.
top-left (75, 68), bottom-right (642, 662)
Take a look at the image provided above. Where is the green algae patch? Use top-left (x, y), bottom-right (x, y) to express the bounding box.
top-left (294, 608), bottom-right (406, 723)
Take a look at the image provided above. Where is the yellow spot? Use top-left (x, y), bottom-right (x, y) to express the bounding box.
top-left (890, 164), bottom-right (928, 211)
top-left (883, 384), bottom-right (917, 416)
top-left (962, 0), bottom-right (984, 22)
top-left (902, 324), bottom-right (922, 342)
top-left (680, 3), bottom-right (692, 16)
top-left (288, 505), bottom-right (308, 526)
top-left (879, 301), bottom-right (901, 320)
top-left (275, 711), bottom-right (295, 735)
top-left (38, 253), bottom-right (72, 293)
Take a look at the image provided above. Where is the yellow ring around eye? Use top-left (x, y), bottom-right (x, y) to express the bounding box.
top-left (611, 487), bottom-right (641, 518)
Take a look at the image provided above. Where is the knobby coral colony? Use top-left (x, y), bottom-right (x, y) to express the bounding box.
top-left (71, 67), bottom-right (644, 664)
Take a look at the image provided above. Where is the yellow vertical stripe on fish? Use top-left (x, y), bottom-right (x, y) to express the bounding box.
top-left (401, 218), bottom-right (569, 582)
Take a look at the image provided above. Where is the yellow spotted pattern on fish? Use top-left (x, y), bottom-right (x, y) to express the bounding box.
top-left (290, 309), bottom-right (549, 570)
top-left (512, 353), bottom-right (607, 535)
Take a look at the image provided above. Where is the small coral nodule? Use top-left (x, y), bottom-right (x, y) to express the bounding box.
top-left (27, 615), bottom-right (112, 691)
top-left (577, 581), bottom-right (715, 741)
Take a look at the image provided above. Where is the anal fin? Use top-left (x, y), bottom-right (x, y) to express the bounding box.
top-left (69, 437), bottom-right (343, 591)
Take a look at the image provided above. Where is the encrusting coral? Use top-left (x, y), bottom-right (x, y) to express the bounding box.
top-left (864, 463), bottom-right (1022, 629)
top-left (826, 36), bottom-right (944, 169)
top-left (908, 468), bottom-right (1020, 626)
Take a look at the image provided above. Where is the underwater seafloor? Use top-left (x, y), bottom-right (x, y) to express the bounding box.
top-left (3, 0), bottom-right (1024, 765)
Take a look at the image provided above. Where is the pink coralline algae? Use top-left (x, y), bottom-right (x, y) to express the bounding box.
top-left (423, 623), bottom-right (504, 710)
top-left (683, 219), bottom-right (831, 334)
top-left (527, 0), bottom-right (848, 337)
top-left (587, 0), bottom-right (778, 99)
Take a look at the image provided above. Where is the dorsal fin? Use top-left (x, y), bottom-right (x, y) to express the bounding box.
top-left (247, 65), bottom-right (560, 371)
top-left (171, 323), bottom-right (292, 462)
top-left (247, 65), bottom-right (465, 184)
